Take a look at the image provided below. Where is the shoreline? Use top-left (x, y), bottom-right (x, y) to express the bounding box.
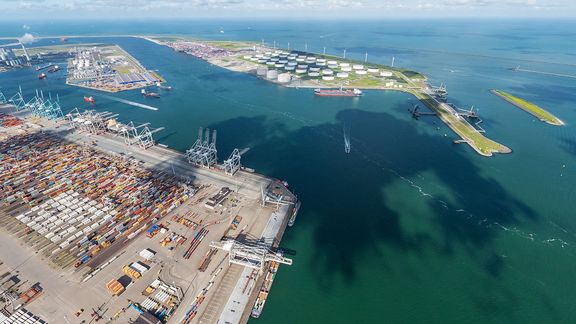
top-left (163, 38), bottom-right (510, 157)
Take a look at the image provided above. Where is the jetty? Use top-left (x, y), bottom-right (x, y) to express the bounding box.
top-left (491, 89), bottom-right (564, 126)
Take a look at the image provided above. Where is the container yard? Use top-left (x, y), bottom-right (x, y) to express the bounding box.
top-left (0, 132), bottom-right (193, 269)
top-left (0, 98), bottom-right (298, 323)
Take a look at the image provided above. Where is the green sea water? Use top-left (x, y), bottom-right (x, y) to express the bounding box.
top-left (1, 20), bottom-right (576, 323)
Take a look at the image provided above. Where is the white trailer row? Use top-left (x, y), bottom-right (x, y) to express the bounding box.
top-left (14, 190), bottom-right (116, 252)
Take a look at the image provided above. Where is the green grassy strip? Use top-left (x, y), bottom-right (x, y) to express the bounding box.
top-left (492, 90), bottom-right (564, 126)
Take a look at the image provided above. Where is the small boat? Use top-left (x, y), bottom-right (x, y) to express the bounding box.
top-left (288, 200), bottom-right (301, 227)
top-left (84, 96), bottom-right (96, 104)
top-left (38, 73), bottom-right (47, 80)
top-left (48, 65), bottom-right (60, 73)
top-left (155, 82), bottom-right (172, 90)
top-left (141, 89), bottom-right (160, 98)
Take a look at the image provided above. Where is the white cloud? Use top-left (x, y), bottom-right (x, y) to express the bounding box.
top-left (0, 0), bottom-right (574, 17)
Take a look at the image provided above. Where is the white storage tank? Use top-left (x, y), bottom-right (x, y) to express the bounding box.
top-left (266, 61), bottom-right (275, 66)
top-left (284, 66), bottom-right (295, 71)
top-left (368, 68), bottom-right (380, 73)
top-left (243, 55), bottom-right (252, 59)
top-left (327, 60), bottom-right (338, 65)
top-left (266, 70), bottom-right (278, 80)
top-left (353, 64), bottom-right (364, 70)
top-left (309, 67), bottom-right (320, 72)
top-left (278, 73), bottom-right (291, 83)
top-left (380, 71), bottom-right (393, 77)
top-left (275, 63), bottom-right (285, 68)
top-left (322, 76), bottom-right (335, 81)
top-left (340, 62), bottom-right (350, 67)
top-left (308, 72), bottom-right (320, 77)
top-left (356, 70), bottom-right (367, 75)
top-left (296, 68), bottom-right (307, 74)
top-left (322, 69), bottom-right (334, 75)
top-left (336, 72), bottom-right (349, 78)
top-left (341, 66), bottom-right (352, 72)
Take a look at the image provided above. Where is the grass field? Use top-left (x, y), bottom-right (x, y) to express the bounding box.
top-left (491, 90), bottom-right (564, 126)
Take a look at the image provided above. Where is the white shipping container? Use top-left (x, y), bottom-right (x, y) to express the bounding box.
top-left (130, 262), bottom-right (149, 274)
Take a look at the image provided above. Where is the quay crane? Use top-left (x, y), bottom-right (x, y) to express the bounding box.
top-left (209, 239), bottom-right (292, 273)
top-left (223, 147), bottom-right (250, 176)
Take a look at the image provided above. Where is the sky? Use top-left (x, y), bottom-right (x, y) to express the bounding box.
top-left (0, 0), bottom-right (574, 19)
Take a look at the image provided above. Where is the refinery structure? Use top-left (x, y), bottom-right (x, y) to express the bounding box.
top-left (164, 39), bottom-right (414, 90)
top-left (66, 45), bottom-right (163, 92)
top-left (0, 85), bottom-right (299, 324)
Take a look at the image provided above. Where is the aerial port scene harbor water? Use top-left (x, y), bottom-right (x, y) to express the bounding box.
top-left (1, 3), bottom-right (576, 324)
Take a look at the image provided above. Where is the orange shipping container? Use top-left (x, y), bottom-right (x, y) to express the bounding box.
top-left (106, 279), bottom-right (125, 296)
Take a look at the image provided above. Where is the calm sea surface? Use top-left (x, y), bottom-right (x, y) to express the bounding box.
top-left (1, 19), bottom-right (576, 323)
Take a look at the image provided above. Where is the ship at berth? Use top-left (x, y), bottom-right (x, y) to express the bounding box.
top-left (314, 88), bottom-right (363, 97)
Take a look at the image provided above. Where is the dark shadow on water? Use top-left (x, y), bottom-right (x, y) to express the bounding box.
top-left (561, 138), bottom-right (576, 157)
top-left (1, 104), bottom-right (551, 319)
top-left (199, 107), bottom-right (538, 283)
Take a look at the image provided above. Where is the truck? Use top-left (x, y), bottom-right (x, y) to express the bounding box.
top-left (231, 215), bottom-right (242, 230)
top-left (146, 224), bottom-right (160, 238)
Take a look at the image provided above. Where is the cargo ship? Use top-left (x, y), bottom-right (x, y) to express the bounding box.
top-left (38, 73), bottom-right (47, 80)
top-left (84, 96), bottom-right (96, 104)
top-left (314, 87), bottom-right (362, 97)
top-left (251, 260), bottom-right (280, 318)
top-left (48, 65), bottom-right (60, 73)
top-left (288, 200), bottom-right (301, 227)
top-left (141, 89), bottom-right (160, 98)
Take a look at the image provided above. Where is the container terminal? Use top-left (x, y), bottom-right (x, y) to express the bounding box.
top-left (0, 87), bottom-right (299, 324)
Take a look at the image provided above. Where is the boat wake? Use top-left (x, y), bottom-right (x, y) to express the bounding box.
top-left (99, 94), bottom-right (159, 111)
top-left (343, 124), bottom-right (351, 154)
